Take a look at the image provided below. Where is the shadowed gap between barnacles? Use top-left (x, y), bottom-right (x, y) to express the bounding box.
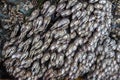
top-left (0, 61), bottom-right (16, 79)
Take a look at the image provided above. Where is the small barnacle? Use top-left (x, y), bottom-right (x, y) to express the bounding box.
top-left (82, 2), bottom-right (88, 9)
top-left (50, 52), bottom-right (57, 67)
top-left (33, 16), bottom-right (43, 30)
top-left (66, 0), bottom-right (78, 9)
top-left (71, 2), bottom-right (82, 13)
top-left (29, 49), bottom-right (36, 58)
top-left (31, 62), bottom-right (40, 75)
top-left (32, 35), bottom-right (41, 45)
top-left (72, 10), bottom-right (81, 19)
top-left (10, 25), bottom-right (20, 38)
top-left (31, 40), bottom-right (43, 50)
top-left (42, 16), bottom-right (51, 29)
top-left (20, 51), bottom-right (29, 60)
top-left (89, 0), bottom-right (99, 3)
top-left (89, 15), bottom-right (96, 21)
top-left (41, 42), bottom-right (50, 51)
top-left (99, 0), bottom-right (107, 4)
top-left (41, 52), bottom-right (50, 64)
top-left (50, 18), bottom-right (70, 30)
top-left (22, 38), bottom-right (32, 49)
top-left (56, 2), bottom-right (66, 12)
top-left (94, 10), bottom-right (102, 15)
top-left (32, 51), bottom-right (43, 61)
top-left (66, 43), bottom-right (77, 56)
top-left (70, 19), bottom-right (80, 28)
top-left (4, 46), bottom-right (16, 58)
top-left (55, 53), bottom-right (64, 67)
top-left (79, 10), bottom-right (87, 19)
top-left (11, 53), bottom-right (21, 59)
top-left (41, 1), bottom-right (51, 14)
top-left (20, 22), bottom-right (32, 33)
top-left (94, 3), bottom-right (104, 9)
top-left (54, 29), bottom-right (67, 39)
top-left (45, 5), bottom-right (56, 17)
top-left (20, 58), bottom-right (33, 68)
top-left (60, 10), bottom-right (71, 17)
top-left (70, 31), bottom-right (77, 39)
top-left (86, 4), bottom-right (94, 13)
top-left (28, 9), bottom-right (40, 21)
top-left (70, 62), bottom-right (78, 75)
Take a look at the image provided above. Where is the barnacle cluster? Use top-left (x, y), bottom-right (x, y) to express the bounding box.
top-left (0, 0), bottom-right (120, 80)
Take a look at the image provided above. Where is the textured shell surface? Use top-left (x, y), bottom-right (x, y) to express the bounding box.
top-left (56, 2), bottom-right (66, 12)
top-left (41, 52), bottom-right (50, 64)
top-left (33, 16), bottom-right (43, 28)
top-left (45, 5), bottom-right (56, 17)
top-left (0, 0), bottom-right (120, 80)
top-left (28, 9), bottom-right (40, 21)
top-left (60, 9), bottom-right (71, 17)
top-left (50, 18), bottom-right (70, 30)
top-left (89, 0), bottom-right (99, 3)
top-left (66, 0), bottom-right (78, 9)
top-left (41, 1), bottom-right (51, 14)
top-left (71, 2), bottom-right (82, 13)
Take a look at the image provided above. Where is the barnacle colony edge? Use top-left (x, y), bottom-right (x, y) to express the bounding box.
top-left (0, 0), bottom-right (120, 80)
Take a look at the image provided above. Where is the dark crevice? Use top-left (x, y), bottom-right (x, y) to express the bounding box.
top-left (0, 61), bottom-right (15, 79)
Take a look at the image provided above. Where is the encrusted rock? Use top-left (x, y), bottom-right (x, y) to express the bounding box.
top-left (0, 0), bottom-right (120, 80)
